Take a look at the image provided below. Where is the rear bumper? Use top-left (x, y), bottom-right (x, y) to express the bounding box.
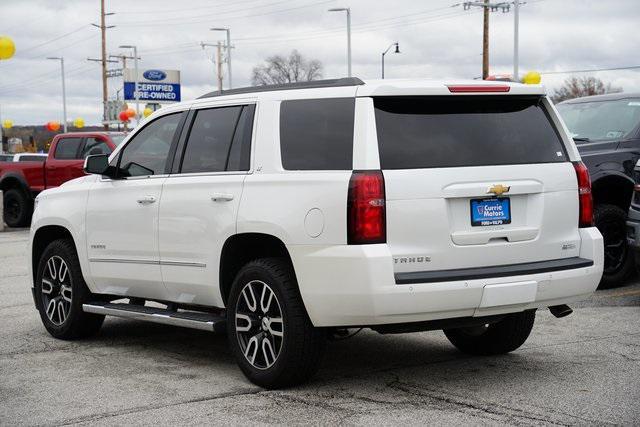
top-left (290, 227), bottom-right (603, 327)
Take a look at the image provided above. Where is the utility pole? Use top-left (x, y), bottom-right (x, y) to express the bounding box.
top-left (201, 41), bottom-right (225, 90)
top-left (91, 2), bottom-right (114, 129)
top-left (460, 2), bottom-right (511, 80)
top-left (216, 41), bottom-right (223, 94)
top-left (100, 0), bottom-right (107, 124)
top-left (109, 53), bottom-right (137, 73)
top-left (211, 28), bottom-right (232, 89)
top-left (482, 0), bottom-right (489, 79)
top-left (513, 0), bottom-right (520, 81)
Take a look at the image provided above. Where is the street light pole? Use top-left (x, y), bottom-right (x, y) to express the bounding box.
top-left (47, 57), bottom-right (67, 133)
top-left (211, 28), bottom-right (232, 89)
top-left (381, 42), bottom-right (400, 79)
top-left (328, 7), bottom-right (352, 77)
top-left (119, 45), bottom-right (139, 124)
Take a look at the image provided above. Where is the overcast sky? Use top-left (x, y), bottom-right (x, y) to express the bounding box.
top-left (1, 0), bottom-right (639, 125)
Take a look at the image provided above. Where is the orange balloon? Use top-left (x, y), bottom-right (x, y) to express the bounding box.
top-left (46, 121), bottom-right (60, 132)
top-left (126, 108), bottom-right (136, 118)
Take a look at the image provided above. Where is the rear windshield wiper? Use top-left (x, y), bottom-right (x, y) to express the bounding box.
top-left (572, 137), bottom-right (591, 142)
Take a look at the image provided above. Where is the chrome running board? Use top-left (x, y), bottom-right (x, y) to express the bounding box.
top-left (83, 302), bottom-right (226, 333)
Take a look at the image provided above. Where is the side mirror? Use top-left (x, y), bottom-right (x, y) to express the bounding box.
top-left (84, 154), bottom-right (113, 177)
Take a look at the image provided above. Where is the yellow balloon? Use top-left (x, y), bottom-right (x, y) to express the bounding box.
top-left (73, 117), bottom-right (85, 128)
top-left (2, 119), bottom-right (13, 129)
top-left (0, 35), bottom-right (16, 60)
top-left (522, 71), bottom-right (541, 85)
top-left (143, 107), bottom-right (153, 118)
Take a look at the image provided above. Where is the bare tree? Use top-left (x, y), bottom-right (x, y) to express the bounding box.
top-left (251, 50), bottom-right (323, 86)
top-left (551, 76), bottom-right (622, 103)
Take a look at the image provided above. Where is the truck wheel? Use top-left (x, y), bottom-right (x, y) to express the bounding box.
top-left (3, 188), bottom-right (32, 228)
top-left (595, 204), bottom-right (635, 289)
top-left (34, 239), bottom-right (104, 339)
top-left (227, 258), bottom-right (326, 389)
top-left (443, 310), bottom-right (535, 356)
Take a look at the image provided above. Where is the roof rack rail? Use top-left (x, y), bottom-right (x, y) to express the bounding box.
top-left (198, 77), bottom-right (365, 99)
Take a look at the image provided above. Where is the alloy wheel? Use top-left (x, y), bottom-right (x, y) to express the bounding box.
top-left (235, 280), bottom-right (284, 370)
top-left (41, 255), bottom-right (72, 326)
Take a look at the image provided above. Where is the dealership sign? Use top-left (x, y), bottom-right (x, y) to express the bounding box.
top-left (124, 68), bottom-right (180, 103)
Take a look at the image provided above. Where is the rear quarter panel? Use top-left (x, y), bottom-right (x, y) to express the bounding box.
top-left (237, 99), bottom-right (351, 245)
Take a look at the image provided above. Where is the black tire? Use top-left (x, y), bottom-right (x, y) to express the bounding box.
top-left (3, 188), bottom-right (32, 228)
top-left (226, 258), bottom-right (326, 389)
top-left (443, 310), bottom-right (535, 356)
top-left (34, 239), bottom-right (104, 339)
top-left (595, 204), bottom-right (635, 289)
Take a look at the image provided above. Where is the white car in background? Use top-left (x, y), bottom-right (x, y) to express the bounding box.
top-left (0, 153), bottom-right (47, 162)
top-left (28, 78), bottom-right (603, 388)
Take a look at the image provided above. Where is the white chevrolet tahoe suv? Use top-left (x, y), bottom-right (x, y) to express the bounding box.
top-left (29, 78), bottom-right (604, 388)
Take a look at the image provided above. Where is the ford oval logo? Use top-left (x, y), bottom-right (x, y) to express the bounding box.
top-left (143, 70), bottom-right (167, 81)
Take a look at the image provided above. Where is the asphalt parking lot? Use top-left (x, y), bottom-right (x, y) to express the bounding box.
top-left (1, 228), bottom-right (639, 425)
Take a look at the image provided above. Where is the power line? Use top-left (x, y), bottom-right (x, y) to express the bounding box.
top-left (23, 33), bottom-right (100, 60)
top-left (115, 0), bottom-right (270, 15)
top-left (138, 6), bottom-right (475, 54)
top-left (235, 10), bottom-right (479, 46)
top-left (14, 25), bottom-right (90, 56)
top-left (541, 65), bottom-right (640, 74)
top-left (114, 0), bottom-right (297, 25)
top-left (114, 0), bottom-right (335, 27)
top-left (0, 64), bottom-right (95, 95)
top-left (233, 4), bottom-right (456, 41)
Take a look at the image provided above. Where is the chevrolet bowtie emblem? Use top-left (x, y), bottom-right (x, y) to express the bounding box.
top-left (487, 184), bottom-right (510, 196)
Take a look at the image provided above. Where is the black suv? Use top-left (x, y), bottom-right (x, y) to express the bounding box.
top-left (557, 92), bottom-right (640, 287)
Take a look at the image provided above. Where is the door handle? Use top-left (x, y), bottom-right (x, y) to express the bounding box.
top-left (211, 193), bottom-right (234, 202)
top-left (137, 196), bottom-right (156, 205)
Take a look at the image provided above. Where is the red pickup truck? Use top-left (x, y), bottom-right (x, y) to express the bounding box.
top-left (0, 132), bottom-right (125, 227)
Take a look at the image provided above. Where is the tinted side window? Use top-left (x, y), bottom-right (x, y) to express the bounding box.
top-left (180, 106), bottom-right (242, 173)
top-left (82, 137), bottom-right (112, 158)
top-left (118, 113), bottom-right (182, 177)
top-left (54, 138), bottom-right (83, 159)
top-left (227, 105), bottom-right (255, 171)
top-left (280, 98), bottom-right (355, 170)
top-left (375, 96), bottom-right (566, 170)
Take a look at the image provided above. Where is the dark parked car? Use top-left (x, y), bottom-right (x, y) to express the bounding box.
top-left (626, 160), bottom-right (640, 266)
top-left (557, 92), bottom-right (640, 287)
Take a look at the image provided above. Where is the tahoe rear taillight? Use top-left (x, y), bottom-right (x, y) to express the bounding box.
top-left (573, 161), bottom-right (593, 228)
top-left (348, 170), bottom-right (386, 244)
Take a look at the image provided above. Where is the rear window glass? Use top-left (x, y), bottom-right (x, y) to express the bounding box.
top-left (280, 98), bottom-right (354, 170)
top-left (375, 96), bottom-right (566, 169)
top-left (82, 137), bottom-right (112, 158)
top-left (54, 138), bottom-right (83, 160)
